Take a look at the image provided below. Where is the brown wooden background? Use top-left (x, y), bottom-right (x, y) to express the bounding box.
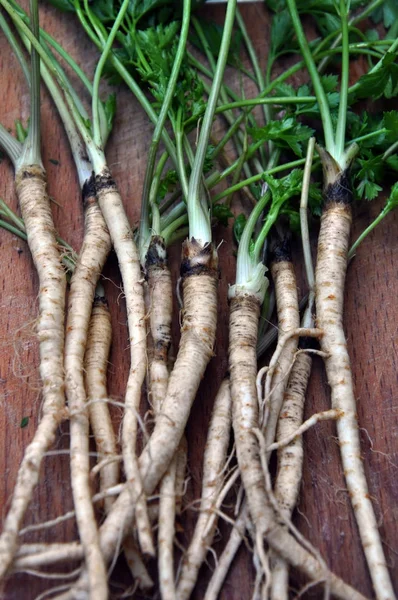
top-left (0, 2), bottom-right (397, 598)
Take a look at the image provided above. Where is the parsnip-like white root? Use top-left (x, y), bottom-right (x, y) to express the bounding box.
top-left (146, 235), bottom-right (179, 598)
top-left (177, 378), bottom-right (232, 600)
top-left (270, 351), bottom-right (312, 600)
top-left (139, 239), bottom-right (218, 493)
top-left (175, 436), bottom-right (189, 516)
top-left (14, 543), bottom-right (83, 570)
top-left (315, 161), bottom-right (395, 600)
top-left (204, 508), bottom-right (247, 600)
top-left (44, 238), bottom-right (219, 599)
top-left (158, 459), bottom-right (178, 600)
top-left (146, 236), bottom-right (172, 413)
top-left (229, 290), bottom-right (367, 600)
top-left (65, 181), bottom-right (111, 598)
top-left (0, 167), bottom-right (66, 577)
top-left (95, 169), bottom-right (153, 556)
top-left (85, 295), bottom-right (119, 514)
top-left (85, 295), bottom-right (151, 591)
top-left (263, 245), bottom-right (299, 447)
top-left (267, 406), bottom-right (342, 452)
top-left (123, 535), bottom-right (154, 591)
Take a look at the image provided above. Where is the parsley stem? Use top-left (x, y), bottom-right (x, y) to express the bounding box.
top-left (149, 151), bottom-right (169, 231)
top-left (383, 140), bottom-right (398, 160)
top-left (19, 0), bottom-right (41, 168)
top-left (192, 16), bottom-right (252, 177)
top-left (175, 109), bottom-right (190, 201)
top-left (0, 219), bottom-right (27, 241)
top-left (236, 9), bottom-right (271, 152)
top-left (161, 202), bottom-right (186, 232)
top-left (139, 0), bottom-right (191, 263)
top-left (0, 11), bottom-right (30, 84)
top-left (318, 0), bottom-right (386, 73)
top-left (92, 0), bottom-right (130, 148)
top-left (188, 0), bottom-right (237, 243)
top-left (348, 205), bottom-right (390, 258)
top-left (0, 123), bottom-right (21, 166)
top-left (300, 138), bottom-right (316, 296)
top-left (236, 191), bottom-right (270, 286)
top-left (335, 0), bottom-right (350, 166)
top-left (184, 96), bottom-right (316, 130)
top-left (286, 0), bottom-right (334, 157)
top-left (351, 128), bottom-right (389, 146)
top-left (212, 157), bottom-right (311, 203)
top-left (162, 214), bottom-right (189, 245)
top-left (0, 199), bottom-right (25, 230)
top-left (74, 0), bottom-right (178, 166)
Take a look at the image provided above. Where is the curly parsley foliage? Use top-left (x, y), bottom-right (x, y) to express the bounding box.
top-left (351, 53), bottom-right (398, 100)
top-left (347, 110), bottom-right (398, 200)
top-left (371, 0), bottom-right (398, 33)
top-left (249, 117), bottom-right (314, 157)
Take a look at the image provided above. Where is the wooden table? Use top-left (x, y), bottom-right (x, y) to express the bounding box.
top-left (0, 2), bottom-right (397, 598)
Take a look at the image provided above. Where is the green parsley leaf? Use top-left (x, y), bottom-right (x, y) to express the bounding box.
top-left (352, 53), bottom-right (398, 100)
top-left (250, 117), bottom-right (314, 157)
top-left (371, 0), bottom-right (398, 30)
top-left (386, 155), bottom-right (398, 172)
top-left (213, 204), bottom-right (233, 227)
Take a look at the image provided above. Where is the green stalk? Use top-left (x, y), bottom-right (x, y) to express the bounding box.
top-left (188, 0), bottom-right (237, 243)
top-left (212, 157), bottom-right (310, 202)
top-left (191, 15), bottom-right (253, 177)
top-left (92, 0), bottom-right (130, 148)
top-left (252, 212), bottom-right (277, 265)
top-left (139, 0), bottom-right (191, 264)
top-left (183, 95), bottom-right (316, 130)
top-left (167, 226), bottom-right (189, 246)
top-left (0, 218), bottom-right (27, 240)
top-left (383, 140), bottom-right (398, 160)
top-left (162, 214), bottom-right (189, 245)
top-left (318, 0), bottom-right (387, 72)
top-left (0, 0), bottom-right (100, 169)
top-left (9, 25), bottom-right (93, 186)
top-left (236, 7), bottom-right (270, 153)
top-left (18, 0), bottom-right (41, 169)
top-left (0, 199), bottom-right (25, 229)
top-left (175, 108), bottom-right (190, 200)
top-left (8, 1), bottom-right (95, 125)
top-left (0, 124), bottom-right (22, 166)
top-left (225, 121), bottom-right (249, 208)
top-left (348, 205), bottom-right (391, 258)
top-left (286, 0), bottom-right (334, 156)
top-left (149, 151), bottom-right (169, 222)
top-left (334, 0), bottom-right (350, 165)
top-left (160, 201), bottom-right (186, 232)
top-left (0, 11), bottom-right (30, 84)
top-left (73, 0), bottom-right (178, 166)
top-left (236, 192), bottom-right (270, 286)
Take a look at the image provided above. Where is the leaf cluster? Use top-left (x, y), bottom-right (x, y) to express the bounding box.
top-left (249, 116), bottom-right (314, 157)
top-left (348, 110), bottom-right (398, 201)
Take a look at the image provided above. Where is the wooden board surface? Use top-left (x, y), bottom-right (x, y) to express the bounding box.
top-left (0, 2), bottom-right (397, 598)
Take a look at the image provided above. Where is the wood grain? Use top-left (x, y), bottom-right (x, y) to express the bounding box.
top-left (0, 2), bottom-right (397, 599)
